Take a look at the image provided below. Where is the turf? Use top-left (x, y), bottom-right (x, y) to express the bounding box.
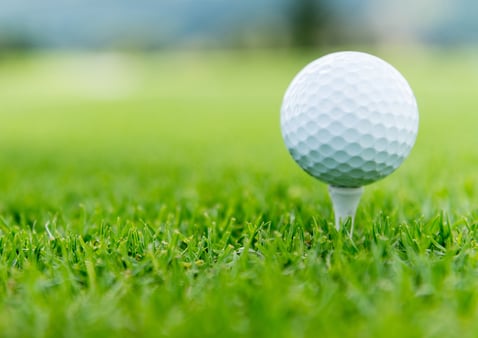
top-left (0, 48), bottom-right (477, 337)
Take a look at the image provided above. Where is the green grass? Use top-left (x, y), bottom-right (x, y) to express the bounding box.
top-left (0, 48), bottom-right (477, 337)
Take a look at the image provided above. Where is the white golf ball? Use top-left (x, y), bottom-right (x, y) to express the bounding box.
top-left (281, 51), bottom-right (419, 187)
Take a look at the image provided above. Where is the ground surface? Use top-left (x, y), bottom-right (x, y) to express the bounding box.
top-left (0, 48), bottom-right (477, 337)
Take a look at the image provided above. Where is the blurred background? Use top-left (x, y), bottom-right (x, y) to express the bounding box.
top-left (0, 0), bottom-right (475, 52)
top-left (0, 0), bottom-right (477, 222)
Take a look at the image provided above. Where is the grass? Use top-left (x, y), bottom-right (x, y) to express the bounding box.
top-left (0, 47), bottom-right (477, 337)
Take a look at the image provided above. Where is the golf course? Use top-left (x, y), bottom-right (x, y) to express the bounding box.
top-left (0, 48), bottom-right (477, 337)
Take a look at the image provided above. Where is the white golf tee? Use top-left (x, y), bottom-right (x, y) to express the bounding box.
top-left (328, 186), bottom-right (363, 233)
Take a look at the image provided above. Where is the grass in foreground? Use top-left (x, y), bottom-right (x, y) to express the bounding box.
top-left (0, 48), bottom-right (477, 337)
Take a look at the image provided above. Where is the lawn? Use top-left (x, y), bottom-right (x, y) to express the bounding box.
top-left (0, 48), bottom-right (477, 337)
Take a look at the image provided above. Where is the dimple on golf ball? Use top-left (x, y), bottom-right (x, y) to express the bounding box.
top-left (280, 51), bottom-right (419, 188)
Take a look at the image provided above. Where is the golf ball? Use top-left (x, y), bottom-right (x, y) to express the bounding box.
top-left (280, 51), bottom-right (419, 187)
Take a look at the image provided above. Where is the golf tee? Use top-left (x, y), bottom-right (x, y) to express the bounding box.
top-left (328, 185), bottom-right (364, 233)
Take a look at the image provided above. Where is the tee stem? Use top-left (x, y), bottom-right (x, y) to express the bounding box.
top-left (328, 185), bottom-right (363, 234)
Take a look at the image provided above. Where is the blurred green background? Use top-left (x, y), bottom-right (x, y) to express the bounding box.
top-left (0, 0), bottom-right (477, 223)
